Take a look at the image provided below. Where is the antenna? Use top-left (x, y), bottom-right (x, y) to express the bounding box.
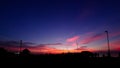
top-left (105, 31), bottom-right (111, 57)
top-left (76, 40), bottom-right (79, 49)
top-left (66, 46), bottom-right (69, 53)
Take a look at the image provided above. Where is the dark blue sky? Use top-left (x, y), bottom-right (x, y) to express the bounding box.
top-left (0, 0), bottom-right (120, 50)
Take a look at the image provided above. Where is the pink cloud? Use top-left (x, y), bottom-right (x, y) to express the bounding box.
top-left (80, 31), bottom-right (120, 44)
top-left (109, 40), bottom-right (120, 50)
top-left (110, 31), bottom-right (120, 37)
top-left (72, 43), bottom-right (77, 46)
top-left (98, 38), bottom-right (120, 52)
top-left (66, 36), bottom-right (80, 42)
top-left (80, 33), bottom-right (105, 44)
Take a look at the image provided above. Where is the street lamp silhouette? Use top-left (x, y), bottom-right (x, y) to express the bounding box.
top-left (20, 40), bottom-right (22, 54)
top-left (105, 31), bottom-right (111, 57)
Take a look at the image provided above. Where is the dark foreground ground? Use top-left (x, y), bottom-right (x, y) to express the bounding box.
top-left (0, 53), bottom-right (120, 67)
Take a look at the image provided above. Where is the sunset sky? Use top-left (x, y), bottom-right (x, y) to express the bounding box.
top-left (0, 0), bottom-right (120, 56)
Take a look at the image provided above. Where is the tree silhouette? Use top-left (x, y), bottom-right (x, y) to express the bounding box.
top-left (80, 51), bottom-right (93, 58)
top-left (0, 47), bottom-right (8, 56)
top-left (118, 52), bottom-right (120, 58)
top-left (20, 48), bottom-right (31, 56)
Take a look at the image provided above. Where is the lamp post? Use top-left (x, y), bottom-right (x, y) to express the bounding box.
top-left (20, 40), bottom-right (22, 54)
top-left (105, 31), bottom-right (111, 57)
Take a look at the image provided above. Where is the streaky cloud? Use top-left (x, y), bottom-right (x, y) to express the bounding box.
top-left (36, 43), bottom-right (62, 46)
top-left (80, 31), bottom-right (120, 44)
top-left (80, 33), bottom-right (105, 44)
top-left (0, 40), bottom-right (35, 48)
top-left (75, 46), bottom-right (87, 50)
top-left (66, 36), bottom-right (80, 42)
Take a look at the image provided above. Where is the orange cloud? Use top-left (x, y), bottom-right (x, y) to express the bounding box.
top-left (3, 44), bottom-right (95, 54)
top-left (29, 46), bottom-right (59, 54)
top-left (66, 36), bottom-right (80, 42)
top-left (75, 46), bottom-right (94, 52)
top-left (29, 46), bottom-right (79, 54)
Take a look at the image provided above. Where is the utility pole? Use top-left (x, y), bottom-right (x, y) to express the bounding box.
top-left (105, 31), bottom-right (111, 57)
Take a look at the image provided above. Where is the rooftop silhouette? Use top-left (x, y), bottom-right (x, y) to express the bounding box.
top-left (0, 47), bottom-right (120, 67)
